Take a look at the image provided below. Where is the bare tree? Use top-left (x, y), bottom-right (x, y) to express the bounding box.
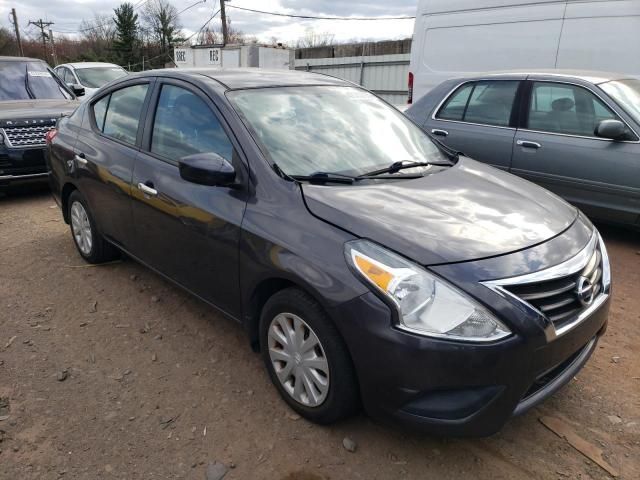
top-left (197, 25), bottom-right (220, 45)
top-left (296, 28), bottom-right (335, 48)
top-left (0, 27), bottom-right (16, 55)
top-left (142, 0), bottom-right (182, 52)
top-left (79, 14), bottom-right (117, 61)
top-left (224, 18), bottom-right (245, 45)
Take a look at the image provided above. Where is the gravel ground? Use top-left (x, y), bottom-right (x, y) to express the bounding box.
top-left (1, 187), bottom-right (638, 480)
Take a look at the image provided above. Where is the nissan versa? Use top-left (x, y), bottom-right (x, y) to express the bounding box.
top-left (47, 69), bottom-right (611, 436)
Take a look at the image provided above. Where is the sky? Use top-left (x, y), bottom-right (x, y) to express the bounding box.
top-left (1, 0), bottom-right (417, 45)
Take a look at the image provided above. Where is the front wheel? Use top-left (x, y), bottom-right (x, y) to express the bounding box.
top-left (260, 288), bottom-right (359, 424)
top-left (67, 190), bottom-right (119, 264)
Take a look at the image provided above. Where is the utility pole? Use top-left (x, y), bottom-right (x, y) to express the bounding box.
top-left (11, 8), bottom-right (24, 56)
top-left (220, 0), bottom-right (228, 46)
top-left (49, 29), bottom-right (58, 65)
top-left (28, 19), bottom-right (54, 61)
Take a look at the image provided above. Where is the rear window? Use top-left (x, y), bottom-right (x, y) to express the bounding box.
top-left (0, 60), bottom-right (73, 101)
top-left (437, 81), bottom-right (519, 127)
top-left (75, 67), bottom-right (128, 89)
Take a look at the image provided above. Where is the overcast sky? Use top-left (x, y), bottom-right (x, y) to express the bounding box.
top-left (1, 0), bottom-right (417, 44)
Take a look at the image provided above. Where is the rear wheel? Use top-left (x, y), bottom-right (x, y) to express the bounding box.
top-left (68, 190), bottom-right (119, 264)
top-left (260, 288), bottom-right (359, 424)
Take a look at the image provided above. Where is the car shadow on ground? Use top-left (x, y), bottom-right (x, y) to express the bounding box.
top-left (0, 184), bottom-right (51, 202)
top-left (596, 221), bottom-right (640, 248)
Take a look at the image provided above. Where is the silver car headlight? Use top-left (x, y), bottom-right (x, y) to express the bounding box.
top-left (345, 240), bottom-right (511, 342)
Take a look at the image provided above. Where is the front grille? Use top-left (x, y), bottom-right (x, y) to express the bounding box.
top-left (502, 238), bottom-right (604, 331)
top-left (1, 123), bottom-right (55, 148)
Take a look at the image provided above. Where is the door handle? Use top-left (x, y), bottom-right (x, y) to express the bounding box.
top-left (517, 140), bottom-right (542, 149)
top-left (431, 129), bottom-right (449, 137)
top-left (74, 153), bottom-right (87, 165)
top-left (137, 182), bottom-right (158, 197)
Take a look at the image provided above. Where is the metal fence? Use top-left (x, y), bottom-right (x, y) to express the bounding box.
top-left (293, 53), bottom-right (410, 105)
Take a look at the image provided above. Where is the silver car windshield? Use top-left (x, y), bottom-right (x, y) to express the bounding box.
top-left (600, 79), bottom-right (640, 125)
top-left (75, 67), bottom-right (128, 89)
top-left (228, 86), bottom-right (448, 177)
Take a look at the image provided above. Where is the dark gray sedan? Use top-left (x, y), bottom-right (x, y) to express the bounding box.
top-left (406, 70), bottom-right (640, 228)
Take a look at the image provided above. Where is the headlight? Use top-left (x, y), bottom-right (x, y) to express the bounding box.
top-left (345, 240), bottom-right (511, 342)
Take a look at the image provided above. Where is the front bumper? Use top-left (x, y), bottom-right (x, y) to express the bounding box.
top-left (333, 288), bottom-right (608, 437)
top-left (0, 145), bottom-right (49, 187)
top-left (330, 218), bottom-right (610, 437)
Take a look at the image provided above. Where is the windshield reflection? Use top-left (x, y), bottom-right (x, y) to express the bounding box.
top-left (228, 86), bottom-right (448, 177)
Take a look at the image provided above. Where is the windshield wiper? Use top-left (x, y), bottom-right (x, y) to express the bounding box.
top-left (24, 65), bottom-right (35, 99)
top-left (357, 160), bottom-right (451, 179)
top-left (290, 172), bottom-right (357, 184)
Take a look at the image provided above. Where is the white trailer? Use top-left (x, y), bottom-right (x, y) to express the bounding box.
top-left (408, 0), bottom-right (640, 102)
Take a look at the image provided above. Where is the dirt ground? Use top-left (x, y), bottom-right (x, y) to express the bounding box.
top-left (1, 187), bottom-right (638, 480)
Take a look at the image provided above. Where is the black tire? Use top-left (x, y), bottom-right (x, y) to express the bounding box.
top-left (67, 190), bottom-right (119, 264)
top-left (260, 287), bottom-right (360, 424)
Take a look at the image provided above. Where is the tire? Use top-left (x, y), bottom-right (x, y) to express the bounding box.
top-left (260, 287), bottom-right (360, 424)
top-left (67, 190), bottom-right (119, 264)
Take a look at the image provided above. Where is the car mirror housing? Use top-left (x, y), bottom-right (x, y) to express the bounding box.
top-left (67, 83), bottom-right (85, 97)
top-left (595, 119), bottom-right (629, 141)
top-left (178, 152), bottom-right (236, 187)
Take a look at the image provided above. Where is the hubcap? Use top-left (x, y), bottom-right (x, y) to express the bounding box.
top-left (70, 201), bottom-right (92, 255)
top-left (267, 313), bottom-right (330, 407)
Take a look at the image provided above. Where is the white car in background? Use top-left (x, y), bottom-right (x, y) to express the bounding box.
top-left (54, 62), bottom-right (128, 98)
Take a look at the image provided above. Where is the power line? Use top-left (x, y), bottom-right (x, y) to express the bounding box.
top-left (28, 19), bottom-right (54, 59)
top-left (181, 8), bottom-right (220, 44)
top-left (225, 5), bottom-right (416, 21)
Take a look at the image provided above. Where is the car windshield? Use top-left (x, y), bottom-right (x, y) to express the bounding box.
top-left (227, 86), bottom-right (448, 177)
top-left (0, 60), bottom-right (73, 101)
top-left (75, 67), bottom-right (128, 89)
top-left (600, 79), bottom-right (640, 125)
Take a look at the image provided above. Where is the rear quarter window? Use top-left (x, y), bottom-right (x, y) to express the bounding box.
top-left (91, 84), bottom-right (149, 145)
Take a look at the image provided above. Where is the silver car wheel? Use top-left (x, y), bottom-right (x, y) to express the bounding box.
top-left (267, 312), bottom-right (330, 407)
top-left (70, 201), bottom-right (93, 256)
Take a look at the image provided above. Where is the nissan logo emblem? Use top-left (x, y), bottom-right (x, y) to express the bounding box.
top-left (575, 276), bottom-right (595, 307)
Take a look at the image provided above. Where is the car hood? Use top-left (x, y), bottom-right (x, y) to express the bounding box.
top-left (301, 157), bottom-right (577, 265)
top-left (0, 99), bottom-right (79, 121)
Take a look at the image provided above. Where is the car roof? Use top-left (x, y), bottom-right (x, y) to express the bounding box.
top-left (139, 68), bottom-right (350, 89)
top-left (57, 62), bottom-right (125, 69)
top-left (457, 69), bottom-right (632, 85)
top-left (0, 56), bottom-right (44, 63)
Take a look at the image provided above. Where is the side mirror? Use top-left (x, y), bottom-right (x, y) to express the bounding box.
top-left (595, 119), bottom-right (628, 141)
top-left (179, 152), bottom-right (236, 187)
top-left (67, 83), bottom-right (85, 97)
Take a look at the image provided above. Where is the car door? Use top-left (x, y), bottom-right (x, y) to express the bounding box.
top-left (73, 80), bottom-right (153, 250)
top-left (130, 79), bottom-right (248, 316)
top-left (423, 79), bottom-right (523, 171)
top-left (511, 80), bottom-right (640, 225)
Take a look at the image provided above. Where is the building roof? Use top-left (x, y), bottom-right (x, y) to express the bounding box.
top-left (151, 68), bottom-right (350, 89)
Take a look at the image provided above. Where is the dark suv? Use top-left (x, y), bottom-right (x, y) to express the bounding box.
top-left (47, 69), bottom-right (610, 436)
top-left (0, 56), bottom-right (79, 190)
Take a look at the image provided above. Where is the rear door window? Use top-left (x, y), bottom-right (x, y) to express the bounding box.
top-left (150, 84), bottom-right (233, 161)
top-left (437, 81), bottom-right (520, 127)
top-left (527, 82), bottom-right (623, 137)
top-left (92, 84), bottom-right (149, 145)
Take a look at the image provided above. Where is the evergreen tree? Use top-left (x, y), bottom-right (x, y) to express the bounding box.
top-left (113, 2), bottom-right (139, 68)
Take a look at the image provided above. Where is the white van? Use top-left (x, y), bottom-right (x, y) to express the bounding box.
top-left (408, 0), bottom-right (640, 103)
